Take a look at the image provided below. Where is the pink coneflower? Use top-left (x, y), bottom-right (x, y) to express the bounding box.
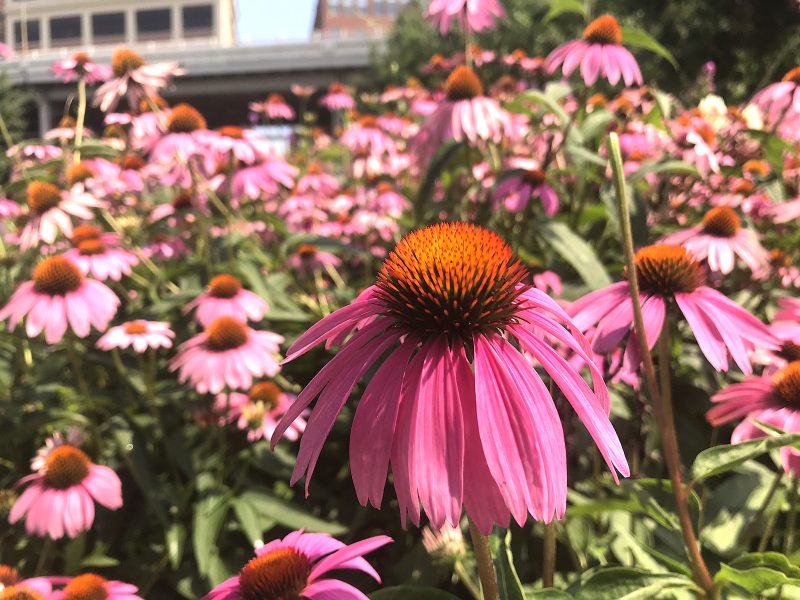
top-left (570, 244), bottom-right (777, 376)
top-left (9, 437), bottom-right (122, 539)
top-left (425, 0), bottom-right (505, 34)
top-left (186, 274), bottom-right (269, 327)
top-left (0, 197), bottom-right (21, 219)
top-left (215, 381), bottom-right (306, 442)
top-left (296, 163), bottom-right (340, 196)
top-left (287, 244), bottom-right (342, 277)
top-left (230, 158), bottom-right (298, 202)
top-left (340, 115), bottom-right (396, 158)
top-left (752, 66), bottom-right (800, 126)
top-left (659, 206), bottom-right (769, 276)
top-left (0, 579), bottom-right (53, 600)
top-left (50, 573), bottom-right (143, 600)
top-left (533, 271), bottom-right (563, 297)
top-left (412, 67), bottom-right (512, 165)
top-left (319, 83), bottom-right (355, 112)
top-left (150, 103), bottom-right (207, 165)
top-left (170, 316), bottom-right (283, 394)
top-left (251, 93), bottom-right (296, 121)
top-left (201, 126), bottom-right (270, 166)
top-left (272, 223), bottom-right (627, 533)
top-left (52, 52), bottom-right (112, 85)
top-left (545, 15), bottom-right (642, 87)
top-left (97, 320), bottom-right (174, 353)
top-left (778, 297), bottom-right (800, 322)
top-left (94, 47), bottom-right (184, 113)
top-left (707, 361), bottom-right (800, 475)
top-left (767, 197), bottom-right (800, 223)
top-left (202, 530), bottom-right (391, 600)
top-left (18, 181), bottom-right (106, 250)
top-left (0, 256), bottom-right (119, 344)
top-left (63, 238), bottom-right (139, 282)
top-left (494, 158), bottom-right (559, 215)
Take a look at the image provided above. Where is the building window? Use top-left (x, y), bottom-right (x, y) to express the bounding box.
top-left (136, 8), bottom-right (171, 40)
top-left (328, 0), bottom-right (340, 15)
top-left (356, 0), bottom-right (367, 12)
top-left (13, 19), bottom-right (40, 50)
top-left (50, 15), bottom-right (82, 46)
top-left (183, 5), bottom-right (213, 36)
top-left (92, 12), bottom-right (125, 42)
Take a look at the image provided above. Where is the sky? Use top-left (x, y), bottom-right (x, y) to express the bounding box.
top-left (236, 0), bottom-right (316, 44)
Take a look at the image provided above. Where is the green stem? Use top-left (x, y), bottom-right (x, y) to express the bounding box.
top-left (741, 469), bottom-right (783, 547)
top-left (758, 506), bottom-right (780, 552)
top-left (73, 78), bottom-right (87, 163)
top-left (784, 477), bottom-right (799, 555)
top-left (467, 519), bottom-right (499, 600)
top-left (34, 538), bottom-right (54, 575)
top-left (65, 336), bottom-right (89, 398)
top-left (608, 132), bottom-right (715, 597)
top-left (0, 111), bottom-right (14, 150)
top-left (454, 559), bottom-right (482, 600)
top-left (542, 520), bottom-right (557, 588)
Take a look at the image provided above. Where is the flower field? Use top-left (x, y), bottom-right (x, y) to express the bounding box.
top-left (2, 3), bottom-right (800, 599)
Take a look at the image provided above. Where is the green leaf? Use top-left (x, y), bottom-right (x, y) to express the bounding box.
top-left (166, 523), bottom-right (187, 571)
top-left (232, 493), bottom-right (275, 544)
top-left (716, 552), bottom-right (800, 594)
top-left (542, 0), bottom-right (586, 24)
top-left (628, 160), bottom-right (700, 182)
top-left (576, 567), bottom-right (696, 599)
top-left (620, 27), bottom-right (678, 70)
top-left (514, 90), bottom-right (570, 127)
top-left (370, 587), bottom-right (461, 599)
top-left (689, 432), bottom-right (800, 484)
top-left (565, 144), bottom-right (607, 167)
top-left (416, 141), bottom-right (464, 218)
top-left (525, 590), bottom-right (573, 599)
top-left (491, 530), bottom-right (526, 600)
top-left (193, 493), bottom-right (229, 577)
top-left (236, 488), bottom-right (347, 535)
top-left (538, 221), bottom-right (612, 290)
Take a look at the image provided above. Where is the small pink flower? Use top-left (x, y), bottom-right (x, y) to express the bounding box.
top-left (63, 238), bottom-right (139, 282)
top-left (230, 158), bottom-right (298, 202)
top-left (52, 52), bottom-right (112, 85)
top-left (50, 573), bottom-right (143, 600)
top-left (202, 530), bottom-right (391, 600)
top-left (215, 381), bottom-right (307, 442)
top-left (287, 244), bottom-right (342, 277)
top-left (494, 158), bottom-right (559, 215)
top-left (707, 361), bottom-right (800, 475)
top-left (250, 93), bottom-right (296, 121)
top-left (545, 15), bottom-right (642, 87)
top-left (659, 206), bottom-right (769, 276)
top-left (340, 115), bottom-right (397, 158)
top-left (169, 316), bottom-right (283, 394)
top-left (767, 197), bottom-right (800, 224)
top-left (0, 255), bottom-right (119, 344)
top-left (319, 83), bottom-right (355, 111)
top-left (0, 579), bottom-right (53, 599)
top-left (186, 274), bottom-right (269, 327)
top-left (199, 126), bottom-right (271, 166)
top-left (533, 271), bottom-right (563, 297)
top-left (9, 439), bottom-right (122, 539)
top-left (97, 320), bottom-right (174, 353)
top-left (752, 67), bottom-right (800, 128)
top-left (425, 0), bottom-right (505, 34)
top-left (296, 163), bottom-right (340, 196)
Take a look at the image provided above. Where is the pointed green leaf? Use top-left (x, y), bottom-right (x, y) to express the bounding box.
top-left (538, 221), bottom-right (612, 290)
top-left (620, 27), bottom-right (678, 70)
top-left (576, 567), bottom-right (696, 599)
top-left (689, 433), bottom-right (800, 484)
top-left (491, 530), bottom-right (526, 600)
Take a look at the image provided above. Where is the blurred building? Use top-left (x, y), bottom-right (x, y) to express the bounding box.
top-left (3, 0), bottom-right (235, 53)
top-left (313, 0), bottom-right (412, 35)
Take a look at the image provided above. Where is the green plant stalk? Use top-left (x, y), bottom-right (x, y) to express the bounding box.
top-left (0, 111), bottom-right (14, 150)
top-left (608, 132), bottom-right (715, 597)
top-left (740, 469), bottom-right (783, 547)
top-left (73, 77), bottom-right (87, 163)
top-left (467, 518), bottom-right (500, 600)
top-left (785, 477), bottom-right (799, 555)
top-left (454, 559), bottom-right (482, 600)
top-left (542, 520), bottom-right (557, 588)
top-left (65, 335), bottom-right (90, 398)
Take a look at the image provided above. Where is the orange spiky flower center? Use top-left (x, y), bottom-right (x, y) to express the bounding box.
top-left (445, 66), bottom-right (484, 101)
top-left (782, 67), bottom-right (800, 84)
top-left (59, 116), bottom-right (77, 129)
top-left (583, 15), bottom-right (623, 45)
top-left (27, 181), bottom-right (62, 214)
top-left (0, 585), bottom-right (44, 600)
top-left (701, 206), bottom-right (741, 237)
top-left (71, 224), bottom-right (102, 246)
top-left (774, 362), bottom-right (800, 407)
top-left (358, 115), bottom-right (379, 129)
top-left (523, 168), bottom-right (546, 186)
top-left (205, 316), bottom-right (248, 351)
top-left (66, 163), bottom-right (95, 187)
top-left (0, 565), bottom-right (20, 587)
top-left (208, 274), bottom-right (242, 298)
top-left (111, 48), bottom-right (144, 77)
top-left (72, 52), bottom-right (91, 67)
top-left (77, 239), bottom-right (106, 256)
top-left (248, 381), bottom-right (282, 410)
top-left (167, 104), bottom-right (207, 133)
top-left (238, 547), bottom-right (311, 600)
top-left (631, 244), bottom-right (704, 296)
top-left (42, 445), bottom-right (90, 489)
top-left (62, 574), bottom-right (108, 600)
top-left (267, 93), bottom-right (286, 104)
top-left (778, 342), bottom-right (800, 363)
top-left (118, 154), bottom-right (146, 171)
top-left (742, 159), bottom-right (770, 177)
top-left (218, 126), bottom-right (245, 139)
top-left (297, 244), bottom-right (318, 258)
top-left (124, 322), bottom-right (149, 335)
top-left (33, 256), bottom-right (83, 295)
top-left (375, 222), bottom-right (528, 341)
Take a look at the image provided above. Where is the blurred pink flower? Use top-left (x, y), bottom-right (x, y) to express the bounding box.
top-left (494, 158), bottom-right (559, 215)
top-left (425, 0), bottom-right (505, 34)
top-left (319, 83), bottom-right (355, 111)
top-left (52, 52), bottom-right (112, 84)
top-left (215, 381), bottom-right (306, 442)
top-left (63, 238), bottom-right (139, 282)
top-left (768, 197), bottom-right (800, 224)
top-left (50, 573), bottom-right (143, 600)
top-left (250, 93), bottom-right (296, 121)
top-left (94, 48), bottom-right (183, 113)
top-left (97, 320), bottom-right (174, 353)
top-left (186, 274), bottom-right (269, 327)
top-left (340, 115), bottom-right (396, 157)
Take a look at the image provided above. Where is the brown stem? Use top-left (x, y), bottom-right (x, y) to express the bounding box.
top-left (542, 520), bottom-right (556, 588)
top-left (467, 518), bottom-right (500, 600)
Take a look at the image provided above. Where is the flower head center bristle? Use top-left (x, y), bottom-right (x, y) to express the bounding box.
top-left (782, 66), bottom-right (800, 84)
top-left (62, 574), bottom-right (109, 600)
top-left (297, 244), bottom-right (318, 258)
top-left (0, 585), bottom-right (44, 600)
top-left (328, 83), bottom-right (347, 94)
top-left (72, 52), bottom-right (91, 67)
top-left (730, 179), bottom-right (754, 195)
top-left (27, 181), bottom-right (62, 214)
top-left (743, 159), bottom-right (770, 177)
top-left (238, 547), bottom-right (311, 600)
top-left (66, 163), bottom-right (95, 187)
top-left (171, 190), bottom-right (194, 210)
top-left (445, 66), bottom-right (484, 101)
top-left (631, 244), bottom-right (704, 296)
top-left (376, 181), bottom-right (394, 194)
top-left (33, 256), bottom-right (83, 296)
top-left (375, 222), bottom-right (528, 341)
top-left (42, 445), bottom-right (90, 489)
top-left (118, 154), bottom-right (146, 171)
top-left (205, 317), bottom-right (248, 351)
top-left (778, 342), bottom-right (800, 363)
top-left (774, 362), bottom-right (800, 407)
top-left (248, 381), bottom-right (282, 409)
top-left (218, 126), bottom-right (245, 139)
top-left (358, 115), bottom-right (379, 128)
top-left (167, 104), bottom-right (207, 133)
top-left (124, 322), bottom-right (149, 335)
top-left (583, 15), bottom-right (623, 45)
top-left (77, 239), bottom-right (106, 256)
top-left (71, 224), bottom-right (102, 246)
top-left (103, 124), bottom-right (126, 139)
top-left (208, 274), bottom-right (242, 298)
top-left (0, 565), bottom-right (20, 587)
top-left (523, 168), bottom-right (546, 186)
top-left (701, 206), bottom-right (741, 237)
top-left (111, 48), bottom-right (144, 77)
top-left (59, 116), bottom-right (77, 129)
top-left (267, 93), bottom-right (286, 104)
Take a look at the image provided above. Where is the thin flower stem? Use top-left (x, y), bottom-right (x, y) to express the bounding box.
top-left (34, 537), bottom-right (54, 575)
top-left (542, 520), bottom-right (557, 588)
top-left (467, 519), bottom-right (500, 600)
top-left (454, 560), bottom-right (482, 600)
top-left (73, 78), bottom-right (87, 164)
top-left (758, 506), bottom-right (780, 552)
top-left (0, 111), bottom-right (14, 150)
top-left (608, 132), bottom-right (715, 597)
top-left (784, 477), bottom-right (799, 555)
top-left (741, 469), bottom-right (783, 547)
top-left (65, 335), bottom-right (90, 398)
